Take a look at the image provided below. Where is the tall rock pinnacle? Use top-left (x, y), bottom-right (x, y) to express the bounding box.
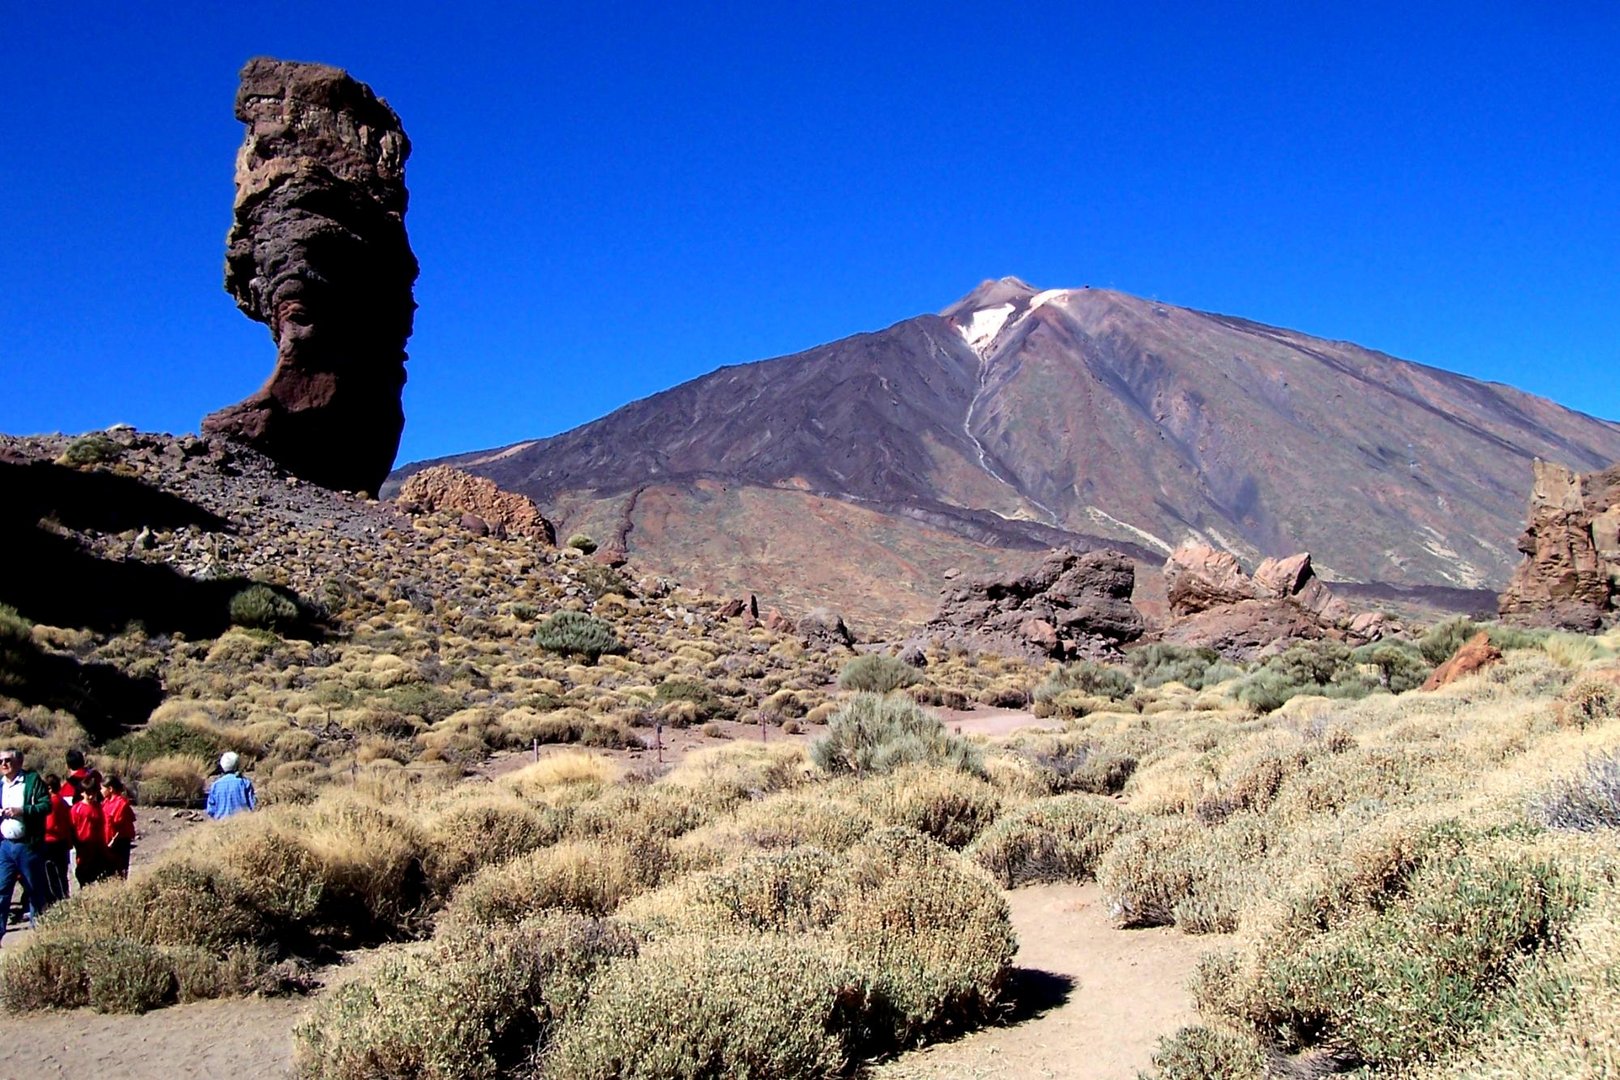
top-left (203, 57), bottom-right (418, 494)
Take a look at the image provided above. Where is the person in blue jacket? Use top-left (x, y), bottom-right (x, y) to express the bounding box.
top-left (205, 752), bottom-right (256, 819)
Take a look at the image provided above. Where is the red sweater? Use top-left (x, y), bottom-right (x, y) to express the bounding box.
top-left (70, 800), bottom-right (105, 850)
top-left (102, 793), bottom-right (136, 842)
top-left (44, 793), bottom-right (72, 844)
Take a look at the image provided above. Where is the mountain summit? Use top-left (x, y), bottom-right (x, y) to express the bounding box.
top-left (393, 281), bottom-right (1620, 629)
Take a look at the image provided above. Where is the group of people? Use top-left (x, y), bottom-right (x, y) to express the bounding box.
top-left (0, 747), bottom-right (136, 940)
top-left (0, 747), bottom-right (257, 942)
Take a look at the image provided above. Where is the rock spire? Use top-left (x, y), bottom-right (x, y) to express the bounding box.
top-left (202, 57), bottom-right (418, 494)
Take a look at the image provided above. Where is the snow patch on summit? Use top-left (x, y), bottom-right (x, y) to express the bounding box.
top-left (956, 303), bottom-right (1015, 355)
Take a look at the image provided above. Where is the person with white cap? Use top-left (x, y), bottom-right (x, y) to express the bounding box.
top-left (205, 752), bottom-right (256, 820)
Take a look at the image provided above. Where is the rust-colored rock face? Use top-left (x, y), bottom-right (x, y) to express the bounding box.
top-left (1498, 460), bottom-right (1620, 631)
top-left (397, 465), bottom-right (555, 544)
top-left (1420, 631), bottom-right (1503, 690)
top-left (203, 57), bottom-right (418, 494)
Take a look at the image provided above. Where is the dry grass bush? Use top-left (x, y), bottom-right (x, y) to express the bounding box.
top-left (445, 837), bottom-right (664, 924)
top-left (659, 742), bottom-right (809, 804)
top-left (1013, 735), bottom-right (1139, 796)
top-left (832, 826), bottom-right (1015, 1045)
top-left (565, 781), bottom-right (714, 844)
top-left (1143, 1024), bottom-right (1266, 1080)
top-left (502, 751), bottom-right (615, 802)
top-left (966, 793), bottom-right (1131, 887)
top-left (1204, 837), bottom-right (1586, 1069)
top-left (419, 791), bottom-right (570, 893)
top-left (133, 753), bottom-right (211, 805)
top-left (1533, 751), bottom-right (1620, 832)
top-left (1096, 814), bottom-right (1267, 932)
top-left (293, 914), bottom-right (637, 1080)
top-left (548, 935), bottom-right (863, 1080)
top-left (1560, 678), bottom-right (1620, 729)
top-left (857, 764), bottom-right (1002, 849)
top-left (677, 789), bottom-right (875, 860)
top-left (839, 653), bottom-right (922, 694)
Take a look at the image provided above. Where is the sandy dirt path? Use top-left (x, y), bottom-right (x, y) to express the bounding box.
top-left (870, 882), bottom-right (1218, 1080)
top-left (17, 882), bottom-right (1210, 1080)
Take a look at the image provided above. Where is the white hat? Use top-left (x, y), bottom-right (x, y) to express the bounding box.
top-left (219, 751), bottom-right (240, 773)
top-left (0, 819), bottom-right (24, 842)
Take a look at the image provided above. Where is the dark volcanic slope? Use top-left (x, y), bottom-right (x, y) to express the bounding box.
top-left (396, 278), bottom-right (1620, 607)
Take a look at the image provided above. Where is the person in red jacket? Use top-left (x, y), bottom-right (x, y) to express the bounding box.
top-left (100, 775), bottom-right (136, 879)
top-left (41, 773), bottom-right (73, 899)
top-left (70, 770), bottom-right (106, 888)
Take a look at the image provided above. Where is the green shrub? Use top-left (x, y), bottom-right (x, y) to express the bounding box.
top-left (1145, 1025), bottom-right (1265, 1080)
top-left (1034, 660), bottom-right (1134, 705)
top-left (565, 533), bottom-right (598, 554)
top-left (1351, 640), bottom-right (1432, 693)
top-left (1128, 644), bottom-right (1240, 689)
top-left (1021, 739), bottom-right (1138, 795)
top-left (810, 693), bottom-right (982, 777)
top-left (1230, 846), bottom-right (1584, 1068)
top-left (294, 914), bottom-right (636, 1080)
top-left (534, 611), bottom-right (623, 663)
top-left (88, 940), bottom-right (178, 1014)
top-left (379, 683), bottom-right (460, 724)
top-left (655, 677), bottom-right (731, 721)
top-left (228, 584), bottom-right (302, 632)
top-left (839, 654), bottom-right (922, 694)
top-left (697, 847), bottom-right (843, 933)
top-left (548, 935), bottom-right (862, 1079)
top-left (1233, 640), bottom-right (1374, 713)
top-left (1419, 616), bottom-right (1481, 665)
top-left (966, 793), bottom-right (1131, 887)
top-left (58, 431), bottom-right (123, 467)
top-left (104, 720), bottom-right (229, 765)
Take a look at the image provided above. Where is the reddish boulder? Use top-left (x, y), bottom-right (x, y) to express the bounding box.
top-left (1499, 459), bottom-right (1620, 631)
top-left (1420, 631), bottom-right (1503, 690)
top-left (203, 58), bottom-right (418, 495)
top-left (397, 466), bottom-right (555, 543)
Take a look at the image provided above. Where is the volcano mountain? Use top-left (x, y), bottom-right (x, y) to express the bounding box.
top-left (391, 278), bottom-right (1620, 631)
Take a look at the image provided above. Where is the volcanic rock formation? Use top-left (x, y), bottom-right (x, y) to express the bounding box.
top-left (203, 57), bottom-right (418, 495)
top-left (921, 549), bottom-right (1145, 660)
top-left (397, 466), bottom-right (556, 544)
top-left (1158, 543), bottom-right (1383, 661)
top-left (1499, 460), bottom-right (1620, 630)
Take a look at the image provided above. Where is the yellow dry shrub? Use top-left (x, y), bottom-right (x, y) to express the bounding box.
top-left (503, 752), bottom-right (616, 802)
top-left (857, 764), bottom-right (1002, 850)
top-left (445, 837), bottom-right (661, 924)
top-left (135, 754), bottom-right (211, 805)
top-left (661, 742), bottom-right (809, 805)
top-left (677, 789), bottom-right (875, 862)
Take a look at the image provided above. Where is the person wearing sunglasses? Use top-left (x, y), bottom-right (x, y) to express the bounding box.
top-left (0, 747), bottom-right (57, 941)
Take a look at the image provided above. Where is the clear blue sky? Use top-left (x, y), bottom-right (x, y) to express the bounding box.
top-left (3, 2), bottom-right (1616, 465)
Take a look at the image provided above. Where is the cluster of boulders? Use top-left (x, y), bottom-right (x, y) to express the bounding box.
top-left (397, 465), bottom-right (556, 544)
top-left (1156, 542), bottom-right (1387, 661)
top-left (1498, 459), bottom-right (1620, 631)
top-left (918, 549), bottom-right (1145, 661)
top-left (202, 58), bottom-right (418, 496)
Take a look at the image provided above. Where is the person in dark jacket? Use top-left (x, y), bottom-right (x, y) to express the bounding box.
top-left (0, 747), bottom-right (57, 940)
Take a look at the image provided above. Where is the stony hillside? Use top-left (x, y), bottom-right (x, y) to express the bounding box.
top-left (393, 278), bottom-right (1620, 631)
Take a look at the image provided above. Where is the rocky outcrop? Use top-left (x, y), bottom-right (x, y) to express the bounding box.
top-left (1499, 460), bottom-right (1620, 631)
top-left (922, 549), bottom-right (1145, 660)
top-left (1158, 544), bottom-right (1371, 661)
top-left (1420, 631), bottom-right (1503, 690)
top-left (203, 58), bottom-right (418, 496)
top-left (396, 466), bottom-right (555, 543)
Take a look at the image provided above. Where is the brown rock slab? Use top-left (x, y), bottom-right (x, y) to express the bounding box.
top-left (1165, 543), bottom-right (1258, 615)
top-left (203, 57), bottom-right (418, 495)
top-left (1421, 631), bottom-right (1503, 690)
